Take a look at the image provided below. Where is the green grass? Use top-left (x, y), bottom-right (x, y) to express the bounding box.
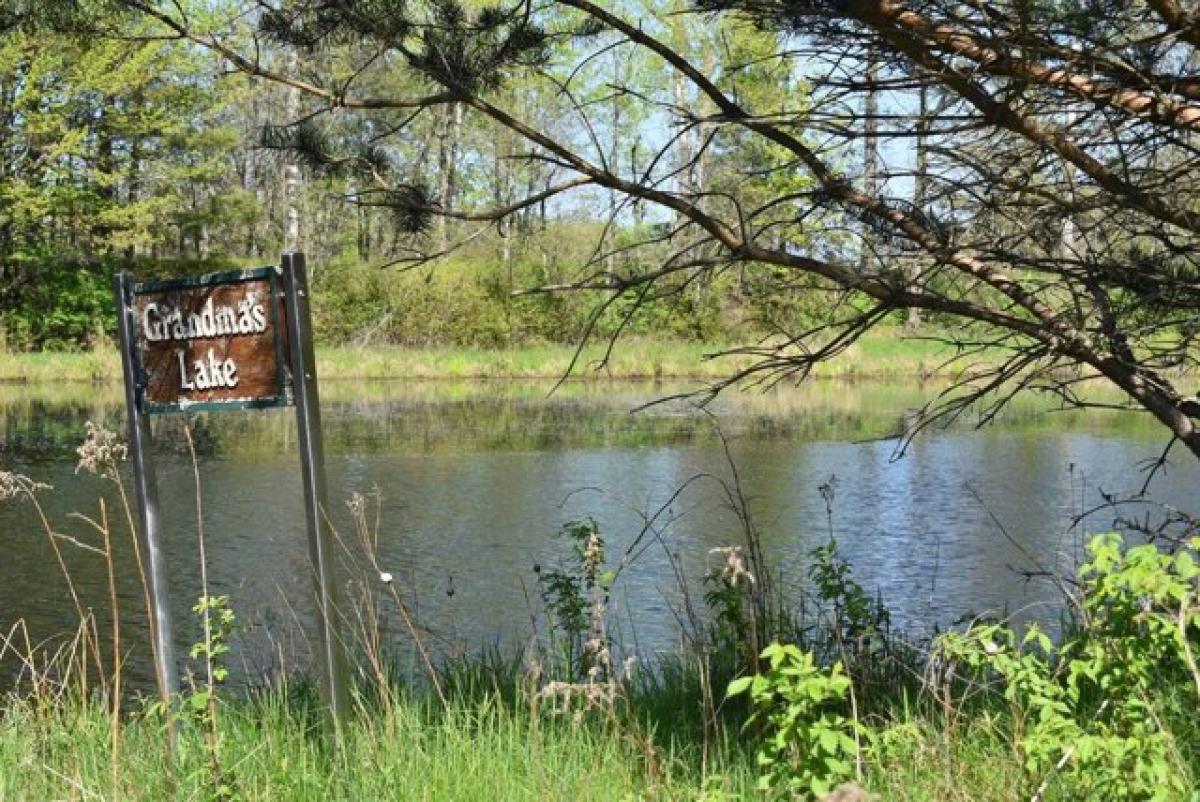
top-left (0, 674), bottom-right (1003, 802)
top-left (0, 681), bottom-right (754, 802)
top-left (313, 339), bottom-right (746, 380)
top-left (6, 662), bottom-right (1184, 802)
top-left (0, 331), bottom-right (975, 384)
top-left (0, 348), bottom-right (121, 383)
top-left (4, 542), bottom-right (1197, 802)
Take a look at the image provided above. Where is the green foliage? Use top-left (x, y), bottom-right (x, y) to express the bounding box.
top-left (189, 594), bottom-right (235, 691)
top-left (0, 16), bottom-right (256, 350)
top-left (938, 533), bottom-right (1200, 801)
top-left (0, 26), bottom-right (247, 263)
top-left (187, 594), bottom-right (237, 802)
top-left (0, 0), bottom-right (831, 354)
top-left (536, 518), bottom-right (612, 680)
top-left (718, 534), bottom-right (1200, 799)
top-left (2, 263), bottom-right (115, 350)
top-left (808, 538), bottom-right (893, 671)
top-left (810, 540), bottom-right (886, 643)
top-left (0, 257), bottom-right (245, 350)
top-left (726, 643), bottom-right (862, 799)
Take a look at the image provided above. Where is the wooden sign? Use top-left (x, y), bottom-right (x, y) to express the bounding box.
top-left (114, 254), bottom-right (348, 737)
top-left (131, 268), bottom-right (290, 414)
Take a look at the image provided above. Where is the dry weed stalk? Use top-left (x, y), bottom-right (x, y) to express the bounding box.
top-left (341, 489), bottom-right (447, 709)
top-left (346, 581), bottom-right (396, 732)
top-left (531, 574), bottom-right (655, 783)
top-left (0, 467), bottom-right (103, 691)
top-left (69, 498), bottom-right (125, 799)
top-left (76, 421), bottom-right (159, 699)
top-left (534, 525), bottom-right (636, 721)
top-left (534, 654), bottom-right (639, 724)
top-left (0, 618), bottom-right (96, 710)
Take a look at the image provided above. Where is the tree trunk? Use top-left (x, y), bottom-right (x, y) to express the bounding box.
top-left (1060, 105), bottom-right (1085, 262)
top-left (906, 83), bottom-right (930, 330)
top-left (125, 136), bottom-right (143, 263)
top-left (436, 102), bottom-right (463, 253)
top-left (861, 53), bottom-right (880, 273)
top-left (283, 51), bottom-right (302, 254)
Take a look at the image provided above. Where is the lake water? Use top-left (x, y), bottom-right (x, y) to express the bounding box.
top-left (1, 378), bottom-right (1196, 691)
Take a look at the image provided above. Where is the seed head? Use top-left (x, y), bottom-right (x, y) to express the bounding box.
top-left (75, 422), bottom-right (128, 479)
top-left (709, 545), bottom-right (755, 588)
top-left (0, 470), bottom-right (51, 503)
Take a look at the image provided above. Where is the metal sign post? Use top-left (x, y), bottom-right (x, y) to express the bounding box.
top-left (280, 252), bottom-right (350, 729)
top-left (114, 272), bottom-right (179, 709)
top-left (113, 254), bottom-right (348, 733)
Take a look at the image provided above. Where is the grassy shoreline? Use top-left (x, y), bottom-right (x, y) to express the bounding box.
top-left (0, 668), bottom-right (1055, 802)
top-left (4, 438), bottom-right (1198, 800)
top-left (2, 638), bottom-right (1194, 802)
top-left (0, 332), bottom-right (975, 384)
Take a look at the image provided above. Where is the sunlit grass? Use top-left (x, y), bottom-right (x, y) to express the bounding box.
top-left (6, 660), bottom-right (1186, 801)
top-left (0, 330), bottom-right (981, 384)
top-left (0, 680), bottom-right (758, 802)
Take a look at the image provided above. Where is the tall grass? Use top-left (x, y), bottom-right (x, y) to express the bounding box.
top-left (0, 674), bottom-right (762, 802)
top-left (4, 651), bottom-right (1171, 801)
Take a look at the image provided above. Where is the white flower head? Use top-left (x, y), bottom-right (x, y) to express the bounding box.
top-left (709, 545), bottom-right (755, 588)
top-left (0, 470), bottom-right (50, 502)
top-left (75, 421), bottom-right (127, 478)
top-left (379, 571), bottom-right (393, 585)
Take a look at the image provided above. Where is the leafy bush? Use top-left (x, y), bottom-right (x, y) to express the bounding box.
top-left (536, 518), bottom-right (614, 681)
top-left (3, 262), bottom-right (115, 350)
top-left (727, 643), bottom-right (862, 799)
top-left (938, 533), bottom-right (1200, 801)
top-left (724, 533), bottom-right (1200, 799)
top-left (1, 257), bottom-right (245, 351)
top-left (808, 539), bottom-right (893, 665)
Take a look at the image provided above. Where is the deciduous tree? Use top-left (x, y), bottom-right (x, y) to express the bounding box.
top-left (110, 0), bottom-right (1200, 462)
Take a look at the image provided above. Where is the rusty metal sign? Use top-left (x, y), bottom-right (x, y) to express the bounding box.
top-left (130, 267), bottom-right (291, 414)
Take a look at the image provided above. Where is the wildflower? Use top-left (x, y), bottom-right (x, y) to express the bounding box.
top-left (75, 421), bottom-right (128, 478)
top-left (536, 677), bottom-right (619, 723)
top-left (709, 545), bottom-right (755, 588)
top-left (379, 571), bottom-right (393, 585)
top-left (0, 470), bottom-right (51, 503)
top-left (582, 530), bottom-right (604, 576)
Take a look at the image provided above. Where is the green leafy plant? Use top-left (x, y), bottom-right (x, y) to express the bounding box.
top-left (703, 545), bottom-right (760, 669)
top-left (2, 262), bottom-right (116, 350)
top-left (187, 594), bottom-right (237, 802)
top-left (809, 539), bottom-right (890, 654)
top-left (807, 538), bottom-right (915, 709)
top-left (938, 533), bottom-right (1200, 801)
top-left (536, 518), bottom-right (614, 680)
top-left (727, 643), bottom-right (862, 799)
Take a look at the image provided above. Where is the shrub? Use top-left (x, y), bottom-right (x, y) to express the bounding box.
top-left (727, 643), bottom-right (863, 799)
top-left (937, 533), bottom-right (1200, 801)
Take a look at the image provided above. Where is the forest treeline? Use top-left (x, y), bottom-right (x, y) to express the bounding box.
top-left (0, 9), bottom-right (836, 351)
